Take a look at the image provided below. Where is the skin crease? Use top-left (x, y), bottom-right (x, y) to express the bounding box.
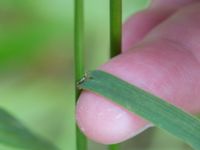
top-left (76, 0), bottom-right (200, 144)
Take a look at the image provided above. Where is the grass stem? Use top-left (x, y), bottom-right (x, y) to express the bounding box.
top-left (109, 144), bottom-right (120, 150)
top-left (110, 0), bottom-right (122, 58)
top-left (74, 0), bottom-right (87, 150)
top-left (109, 0), bottom-right (122, 150)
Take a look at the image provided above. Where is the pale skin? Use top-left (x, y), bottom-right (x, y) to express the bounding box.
top-left (76, 0), bottom-right (200, 144)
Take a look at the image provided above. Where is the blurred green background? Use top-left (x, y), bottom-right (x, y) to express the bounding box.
top-left (0, 0), bottom-right (194, 150)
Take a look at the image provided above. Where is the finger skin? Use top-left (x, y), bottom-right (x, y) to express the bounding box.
top-left (76, 92), bottom-right (151, 144)
top-left (76, 2), bottom-right (200, 145)
top-left (151, 0), bottom-right (198, 8)
top-left (145, 3), bottom-right (200, 62)
top-left (122, 8), bottom-right (174, 51)
top-left (123, 0), bottom-right (198, 51)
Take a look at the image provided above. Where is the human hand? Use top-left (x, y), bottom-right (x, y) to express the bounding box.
top-left (76, 0), bottom-right (200, 144)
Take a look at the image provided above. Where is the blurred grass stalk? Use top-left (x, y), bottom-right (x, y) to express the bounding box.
top-left (109, 0), bottom-right (122, 150)
top-left (74, 0), bottom-right (87, 150)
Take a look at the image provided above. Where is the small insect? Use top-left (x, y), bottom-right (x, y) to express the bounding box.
top-left (77, 72), bottom-right (92, 89)
top-left (77, 72), bottom-right (88, 84)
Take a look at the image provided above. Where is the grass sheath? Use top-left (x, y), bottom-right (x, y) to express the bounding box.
top-left (109, 0), bottom-right (122, 150)
top-left (74, 0), bottom-right (87, 150)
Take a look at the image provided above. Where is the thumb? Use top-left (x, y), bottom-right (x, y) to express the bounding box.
top-left (76, 2), bottom-right (200, 145)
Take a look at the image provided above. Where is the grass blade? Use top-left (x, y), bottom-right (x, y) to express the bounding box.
top-left (74, 0), bottom-right (87, 150)
top-left (109, 0), bottom-right (122, 149)
top-left (78, 70), bottom-right (200, 150)
top-left (0, 108), bottom-right (58, 150)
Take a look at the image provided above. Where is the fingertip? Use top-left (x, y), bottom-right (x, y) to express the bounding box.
top-left (76, 91), bottom-right (150, 144)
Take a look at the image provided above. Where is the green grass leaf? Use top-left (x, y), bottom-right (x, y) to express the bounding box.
top-left (0, 108), bottom-right (58, 150)
top-left (78, 70), bottom-right (200, 150)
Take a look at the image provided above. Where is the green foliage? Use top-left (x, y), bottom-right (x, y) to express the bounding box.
top-left (79, 70), bottom-right (200, 150)
top-left (0, 108), bottom-right (58, 150)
